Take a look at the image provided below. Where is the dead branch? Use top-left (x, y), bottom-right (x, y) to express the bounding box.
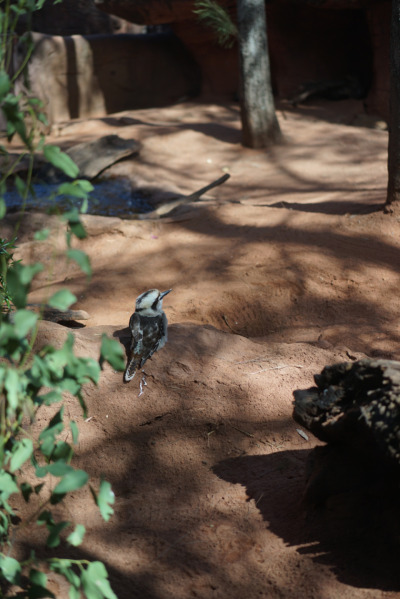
top-left (128, 173), bottom-right (230, 220)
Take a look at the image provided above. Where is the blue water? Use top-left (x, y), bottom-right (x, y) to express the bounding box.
top-left (4, 178), bottom-right (153, 217)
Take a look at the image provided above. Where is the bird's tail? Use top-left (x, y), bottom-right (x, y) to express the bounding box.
top-left (124, 357), bottom-right (139, 383)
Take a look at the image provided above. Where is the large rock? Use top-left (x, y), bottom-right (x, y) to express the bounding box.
top-left (10, 32), bottom-right (201, 125)
top-left (18, 0), bottom-right (139, 35)
top-left (293, 359), bottom-right (400, 467)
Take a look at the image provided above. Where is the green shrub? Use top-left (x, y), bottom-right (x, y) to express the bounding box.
top-left (0, 1), bottom-right (126, 597)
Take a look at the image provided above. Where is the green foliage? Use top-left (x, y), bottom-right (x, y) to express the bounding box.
top-left (43, 145), bottom-right (80, 179)
top-left (194, 0), bottom-right (237, 48)
top-left (81, 561), bottom-right (117, 599)
top-left (92, 479), bottom-right (115, 522)
top-left (67, 248), bottom-right (92, 278)
top-left (0, 237), bottom-right (19, 313)
top-left (0, 2), bottom-right (126, 597)
top-left (0, 237), bottom-right (124, 599)
top-left (99, 335), bottom-right (126, 372)
top-left (47, 289), bottom-right (77, 311)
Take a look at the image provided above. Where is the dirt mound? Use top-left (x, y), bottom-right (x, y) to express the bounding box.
top-left (6, 100), bottom-right (400, 598)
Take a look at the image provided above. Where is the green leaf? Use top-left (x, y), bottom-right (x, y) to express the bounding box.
top-left (70, 420), bottom-right (79, 444)
top-left (46, 462), bottom-right (74, 477)
top-left (30, 569), bottom-right (47, 587)
top-left (10, 438), bottom-right (33, 472)
top-left (35, 466), bottom-right (48, 478)
top-left (63, 209), bottom-right (87, 240)
top-left (19, 263), bottom-right (44, 285)
top-left (81, 562), bottom-right (117, 599)
top-left (0, 511), bottom-right (9, 537)
top-left (2, 93), bottom-right (29, 145)
top-left (20, 481), bottom-right (34, 502)
top-left (68, 356), bottom-right (100, 385)
top-left (43, 145), bottom-right (79, 178)
top-left (76, 390), bottom-right (88, 418)
top-left (69, 584), bottom-right (81, 599)
top-left (28, 569), bottom-right (55, 598)
top-left (34, 228), bottom-right (50, 241)
top-left (6, 263), bottom-right (43, 309)
top-left (67, 249), bottom-right (91, 277)
top-left (67, 524), bottom-right (85, 546)
top-left (36, 390), bottom-right (63, 406)
top-left (15, 175), bottom-right (27, 199)
top-left (96, 480), bottom-right (115, 522)
top-left (51, 441), bottom-right (73, 462)
top-left (45, 334), bottom-right (74, 372)
top-left (53, 469), bottom-right (89, 495)
top-left (0, 72), bottom-right (11, 100)
top-left (80, 197), bottom-right (88, 214)
top-left (48, 289), bottom-right (76, 311)
top-left (99, 334), bottom-right (125, 371)
top-left (58, 377), bottom-right (80, 395)
top-left (43, 406), bottom-right (65, 436)
top-left (57, 180), bottom-right (93, 199)
top-left (34, 483), bottom-right (45, 495)
top-left (0, 471), bottom-right (18, 501)
top-left (37, 510), bottom-right (54, 526)
top-left (39, 407), bottom-right (64, 457)
top-left (13, 309), bottom-right (38, 337)
top-left (37, 111), bottom-right (49, 126)
top-left (0, 197), bottom-right (6, 219)
top-left (4, 367), bottom-right (19, 410)
top-left (48, 559), bottom-right (80, 594)
top-left (46, 520), bottom-right (70, 548)
top-left (194, 0), bottom-right (237, 47)
top-left (0, 554), bottom-right (21, 584)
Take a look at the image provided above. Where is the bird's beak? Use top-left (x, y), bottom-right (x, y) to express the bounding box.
top-left (160, 289), bottom-right (172, 299)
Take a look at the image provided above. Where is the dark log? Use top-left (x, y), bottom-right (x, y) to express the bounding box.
top-left (293, 359), bottom-right (400, 467)
top-left (65, 135), bottom-right (141, 179)
top-left (27, 304), bottom-right (90, 323)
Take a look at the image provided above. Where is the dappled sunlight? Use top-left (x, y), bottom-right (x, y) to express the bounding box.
top-left (8, 100), bottom-right (400, 598)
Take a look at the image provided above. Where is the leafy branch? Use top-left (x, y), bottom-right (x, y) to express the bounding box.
top-left (194, 0), bottom-right (237, 48)
top-left (0, 1), bottom-right (126, 597)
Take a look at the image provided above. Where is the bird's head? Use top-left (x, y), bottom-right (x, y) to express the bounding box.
top-left (135, 288), bottom-right (172, 315)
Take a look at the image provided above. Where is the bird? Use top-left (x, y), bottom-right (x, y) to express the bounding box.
top-left (124, 288), bottom-right (172, 383)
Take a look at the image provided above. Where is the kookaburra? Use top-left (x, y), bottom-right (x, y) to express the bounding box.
top-left (124, 288), bottom-right (172, 383)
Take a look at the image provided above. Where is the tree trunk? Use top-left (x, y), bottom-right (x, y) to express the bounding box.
top-left (386, 0), bottom-right (400, 209)
top-left (236, 0), bottom-right (281, 148)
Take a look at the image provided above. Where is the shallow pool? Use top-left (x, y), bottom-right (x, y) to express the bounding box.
top-left (4, 178), bottom-right (153, 217)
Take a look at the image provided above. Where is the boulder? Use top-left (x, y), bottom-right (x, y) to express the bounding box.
top-left (10, 32), bottom-right (201, 125)
top-left (293, 359), bottom-right (400, 467)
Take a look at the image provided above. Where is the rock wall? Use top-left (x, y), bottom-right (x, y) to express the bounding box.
top-left (365, 2), bottom-right (390, 120)
top-left (20, 0), bottom-right (139, 35)
top-left (12, 32), bottom-right (201, 125)
top-left (11, 0), bottom-right (390, 121)
top-left (95, 0), bottom-right (388, 118)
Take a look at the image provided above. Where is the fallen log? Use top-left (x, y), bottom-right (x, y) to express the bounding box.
top-left (127, 173), bottom-right (230, 220)
top-left (293, 358), bottom-right (400, 467)
top-left (27, 303), bottom-right (90, 323)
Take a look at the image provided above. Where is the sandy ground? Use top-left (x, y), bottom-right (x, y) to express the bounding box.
top-left (4, 99), bottom-right (400, 598)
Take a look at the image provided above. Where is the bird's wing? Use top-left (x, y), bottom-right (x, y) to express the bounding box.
top-left (155, 312), bottom-right (168, 351)
top-left (138, 315), bottom-right (166, 365)
top-left (124, 313), bottom-right (143, 382)
top-left (129, 312), bottom-right (143, 354)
